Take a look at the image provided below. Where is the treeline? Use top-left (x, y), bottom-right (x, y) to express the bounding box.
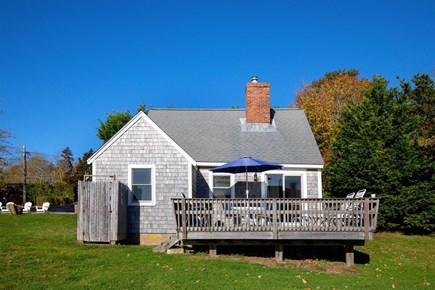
top-left (297, 71), bottom-right (434, 234)
top-left (3, 183), bottom-right (75, 207)
top-left (0, 147), bottom-right (93, 206)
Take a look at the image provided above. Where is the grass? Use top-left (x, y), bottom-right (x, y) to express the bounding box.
top-left (0, 214), bottom-right (433, 289)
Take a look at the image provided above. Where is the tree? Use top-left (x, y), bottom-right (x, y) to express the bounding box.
top-left (0, 129), bottom-right (12, 171)
top-left (137, 103), bottom-right (149, 114)
top-left (97, 111), bottom-right (132, 143)
top-left (401, 74), bottom-right (435, 157)
top-left (53, 147), bottom-right (74, 184)
top-left (326, 76), bottom-right (434, 233)
top-left (0, 107), bottom-right (13, 191)
top-left (1, 163), bottom-right (22, 184)
top-left (27, 153), bottom-right (54, 184)
top-left (2, 153), bottom-right (54, 184)
top-left (97, 103), bottom-right (150, 143)
top-left (397, 74), bottom-right (435, 233)
top-left (295, 70), bottom-right (371, 162)
top-left (73, 148), bottom-right (94, 182)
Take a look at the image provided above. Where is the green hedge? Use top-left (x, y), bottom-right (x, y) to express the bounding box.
top-left (1, 183), bottom-right (75, 206)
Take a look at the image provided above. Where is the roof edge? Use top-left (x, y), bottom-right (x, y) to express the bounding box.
top-left (149, 107), bottom-right (303, 112)
top-left (196, 162), bottom-right (323, 169)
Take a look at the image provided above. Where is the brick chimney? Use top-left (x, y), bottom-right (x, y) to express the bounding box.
top-left (245, 76), bottom-right (270, 124)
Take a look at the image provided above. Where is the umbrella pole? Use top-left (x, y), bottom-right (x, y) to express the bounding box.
top-left (245, 166), bottom-right (249, 198)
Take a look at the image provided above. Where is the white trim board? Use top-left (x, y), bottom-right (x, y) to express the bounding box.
top-left (281, 164), bottom-right (324, 169)
top-left (196, 162), bottom-right (323, 169)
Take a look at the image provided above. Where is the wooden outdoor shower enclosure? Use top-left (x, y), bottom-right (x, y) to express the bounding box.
top-left (77, 180), bottom-right (128, 244)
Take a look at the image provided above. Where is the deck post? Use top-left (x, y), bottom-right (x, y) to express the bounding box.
top-left (275, 244), bottom-right (284, 262)
top-left (272, 199), bottom-right (278, 239)
top-left (345, 244), bottom-right (354, 266)
top-left (209, 244), bottom-right (217, 257)
top-left (181, 198), bottom-right (187, 239)
top-left (364, 198), bottom-right (370, 239)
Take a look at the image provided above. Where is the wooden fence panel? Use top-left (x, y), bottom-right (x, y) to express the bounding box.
top-left (77, 180), bottom-right (128, 243)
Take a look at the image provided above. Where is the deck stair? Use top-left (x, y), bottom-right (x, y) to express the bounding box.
top-left (153, 237), bottom-right (182, 253)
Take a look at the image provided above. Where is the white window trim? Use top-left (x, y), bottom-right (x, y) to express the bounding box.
top-left (187, 163), bottom-right (193, 198)
top-left (128, 164), bottom-right (156, 206)
top-left (209, 173), bottom-right (235, 198)
top-left (317, 169), bottom-right (323, 198)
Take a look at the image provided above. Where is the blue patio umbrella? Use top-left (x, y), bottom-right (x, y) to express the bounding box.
top-left (210, 157), bottom-right (282, 198)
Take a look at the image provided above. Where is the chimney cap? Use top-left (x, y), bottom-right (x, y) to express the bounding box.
top-left (251, 76), bottom-right (258, 83)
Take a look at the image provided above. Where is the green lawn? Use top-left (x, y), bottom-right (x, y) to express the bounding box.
top-left (0, 214), bottom-right (433, 289)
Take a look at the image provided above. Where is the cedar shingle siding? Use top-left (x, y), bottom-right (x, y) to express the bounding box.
top-left (93, 117), bottom-right (188, 234)
top-left (307, 169), bottom-right (320, 198)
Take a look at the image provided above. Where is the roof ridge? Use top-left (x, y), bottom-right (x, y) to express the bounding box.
top-left (149, 108), bottom-right (302, 111)
top-left (149, 108), bottom-right (244, 111)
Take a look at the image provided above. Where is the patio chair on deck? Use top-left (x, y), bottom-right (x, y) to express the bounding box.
top-left (35, 202), bottom-right (50, 213)
top-left (346, 192), bottom-right (355, 198)
top-left (23, 202), bottom-right (32, 213)
top-left (334, 196), bottom-right (362, 229)
top-left (354, 189), bottom-right (366, 198)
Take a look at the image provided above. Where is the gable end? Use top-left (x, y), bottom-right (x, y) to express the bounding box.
top-left (88, 112), bottom-right (196, 165)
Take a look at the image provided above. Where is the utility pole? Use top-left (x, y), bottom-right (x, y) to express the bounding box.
top-left (23, 145), bottom-right (27, 203)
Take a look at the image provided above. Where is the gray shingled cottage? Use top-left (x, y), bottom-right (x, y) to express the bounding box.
top-left (87, 77), bottom-right (324, 244)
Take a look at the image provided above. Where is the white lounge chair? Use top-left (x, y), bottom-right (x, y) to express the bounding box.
top-left (355, 189), bottom-right (366, 198)
top-left (23, 202), bottom-right (32, 213)
top-left (35, 202), bottom-right (50, 213)
top-left (346, 192), bottom-right (355, 198)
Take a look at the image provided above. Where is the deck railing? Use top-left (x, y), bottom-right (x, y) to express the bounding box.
top-left (172, 198), bottom-right (379, 240)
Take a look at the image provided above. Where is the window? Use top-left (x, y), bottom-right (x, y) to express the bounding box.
top-left (128, 165), bottom-right (155, 205)
top-left (212, 174), bottom-right (232, 198)
top-left (266, 173), bottom-right (303, 198)
top-left (284, 176), bottom-right (301, 198)
top-left (266, 174), bottom-right (283, 198)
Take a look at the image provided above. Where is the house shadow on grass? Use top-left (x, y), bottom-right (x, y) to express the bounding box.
top-left (193, 245), bottom-right (370, 265)
top-left (283, 246), bottom-right (370, 264)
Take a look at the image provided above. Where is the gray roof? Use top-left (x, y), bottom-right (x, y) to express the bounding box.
top-left (148, 108), bottom-right (324, 165)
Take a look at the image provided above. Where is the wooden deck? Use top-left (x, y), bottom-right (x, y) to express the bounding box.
top-left (172, 198), bottom-right (379, 265)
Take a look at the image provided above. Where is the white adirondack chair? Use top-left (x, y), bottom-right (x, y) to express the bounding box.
top-left (35, 202), bottom-right (50, 213)
top-left (22, 202), bottom-right (32, 213)
top-left (1, 202), bottom-right (14, 213)
top-left (0, 202), bottom-right (7, 213)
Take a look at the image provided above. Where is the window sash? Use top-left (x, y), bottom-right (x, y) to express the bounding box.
top-left (129, 165), bottom-right (155, 205)
top-left (213, 174), bottom-right (231, 198)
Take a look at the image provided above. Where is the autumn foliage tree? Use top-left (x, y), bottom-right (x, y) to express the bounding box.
top-left (295, 70), bottom-right (371, 162)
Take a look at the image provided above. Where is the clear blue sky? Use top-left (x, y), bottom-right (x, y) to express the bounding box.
top-left (1, 0), bottom-right (434, 161)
